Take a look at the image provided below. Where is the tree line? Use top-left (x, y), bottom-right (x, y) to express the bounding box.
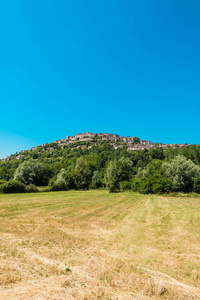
top-left (1, 141), bottom-right (200, 194)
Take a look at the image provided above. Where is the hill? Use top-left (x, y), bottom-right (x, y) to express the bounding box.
top-left (1, 131), bottom-right (192, 162)
top-left (0, 132), bottom-right (200, 194)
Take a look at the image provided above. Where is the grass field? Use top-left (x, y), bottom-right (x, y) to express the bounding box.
top-left (0, 190), bottom-right (200, 299)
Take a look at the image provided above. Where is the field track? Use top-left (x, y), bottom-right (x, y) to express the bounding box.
top-left (0, 190), bottom-right (200, 299)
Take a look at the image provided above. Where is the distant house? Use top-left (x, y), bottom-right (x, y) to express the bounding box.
top-left (31, 146), bottom-right (38, 151)
top-left (15, 155), bottom-right (24, 160)
top-left (85, 132), bottom-right (95, 138)
top-left (98, 133), bottom-right (104, 137)
top-left (128, 145), bottom-right (145, 151)
top-left (1, 156), bottom-right (10, 161)
top-left (140, 140), bottom-right (148, 144)
top-left (70, 136), bottom-right (77, 141)
top-left (42, 132), bottom-right (190, 153)
top-left (113, 134), bottom-right (120, 140)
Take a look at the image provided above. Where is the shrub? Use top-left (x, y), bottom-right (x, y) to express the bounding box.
top-left (40, 186), bottom-right (51, 192)
top-left (26, 184), bottom-right (39, 193)
top-left (163, 155), bottom-right (200, 192)
top-left (120, 181), bottom-right (131, 191)
top-left (136, 177), bottom-right (152, 194)
top-left (1, 180), bottom-right (26, 193)
top-left (149, 174), bottom-right (174, 194)
top-left (0, 180), bottom-right (6, 192)
top-left (52, 177), bottom-right (67, 191)
top-left (131, 175), bottom-right (174, 194)
top-left (48, 176), bottom-right (56, 187)
top-left (193, 177), bottom-right (200, 193)
top-left (131, 177), bottom-right (151, 194)
top-left (131, 178), bottom-right (141, 192)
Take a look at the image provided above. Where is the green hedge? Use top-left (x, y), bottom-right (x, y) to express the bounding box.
top-left (132, 175), bottom-right (174, 194)
top-left (1, 180), bottom-right (26, 193)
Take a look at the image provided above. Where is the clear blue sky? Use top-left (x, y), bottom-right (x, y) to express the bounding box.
top-left (0, 0), bottom-right (200, 158)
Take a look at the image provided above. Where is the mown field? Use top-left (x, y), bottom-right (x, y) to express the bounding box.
top-left (0, 191), bottom-right (200, 299)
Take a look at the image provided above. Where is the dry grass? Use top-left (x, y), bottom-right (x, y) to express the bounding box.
top-left (0, 190), bottom-right (200, 299)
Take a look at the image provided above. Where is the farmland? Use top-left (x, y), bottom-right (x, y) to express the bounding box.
top-left (0, 190), bottom-right (200, 299)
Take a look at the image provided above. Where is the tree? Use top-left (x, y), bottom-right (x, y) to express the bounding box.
top-left (132, 177), bottom-right (151, 194)
top-left (163, 155), bottom-right (200, 192)
top-left (193, 177), bottom-right (200, 193)
top-left (75, 157), bottom-right (92, 189)
top-left (105, 161), bottom-right (119, 192)
top-left (13, 161), bottom-right (53, 186)
top-left (1, 180), bottom-right (26, 193)
top-left (0, 165), bottom-right (10, 180)
top-left (116, 157), bottom-right (133, 182)
top-left (34, 163), bottom-right (54, 186)
top-left (52, 169), bottom-right (67, 191)
top-left (148, 148), bottom-right (165, 160)
top-left (132, 137), bottom-right (140, 145)
top-left (14, 161), bottom-right (36, 185)
top-left (120, 180), bottom-right (131, 191)
top-left (149, 174), bottom-right (174, 194)
top-left (132, 175), bottom-right (173, 194)
top-left (137, 159), bottom-right (164, 178)
top-left (91, 171), bottom-right (101, 188)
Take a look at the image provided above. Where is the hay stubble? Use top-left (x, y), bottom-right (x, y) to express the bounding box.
top-left (0, 191), bottom-right (200, 299)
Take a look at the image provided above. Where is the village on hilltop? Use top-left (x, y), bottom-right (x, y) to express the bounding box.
top-left (53, 132), bottom-right (190, 150)
top-left (1, 132), bottom-right (191, 161)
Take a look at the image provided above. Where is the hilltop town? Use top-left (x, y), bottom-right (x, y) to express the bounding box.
top-left (1, 132), bottom-right (191, 161)
top-left (54, 132), bottom-right (190, 151)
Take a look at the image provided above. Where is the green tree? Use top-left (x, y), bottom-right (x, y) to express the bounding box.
top-left (148, 148), bottom-right (164, 160)
top-left (137, 159), bottom-right (164, 178)
top-left (34, 163), bottom-right (54, 186)
top-left (13, 161), bottom-right (36, 185)
top-left (52, 169), bottom-right (67, 191)
top-left (120, 180), bottom-right (131, 191)
top-left (132, 136), bottom-right (140, 145)
top-left (0, 165), bottom-right (10, 180)
top-left (91, 171), bottom-right (101, 189)
top-left (116, 157), bottom-right (133, 182)
top-left (1, 180), bottom-right (26, 193)
top-left (13, 161), bottom-right (53, 186)
top-left (193, 177), bottom-right (200, 193)
top-left (163, 155), bottom-right (200, 192)
top-left (132, 175), bottom-right (173, 194)
top-left (105, 161), bottom-right (119, 192)
top-left (150, 174), bottom-right (174, 194)
top-left (132, 177), bottom-right (151, 194)
top-left (75, 157), bottom-right (92, 189)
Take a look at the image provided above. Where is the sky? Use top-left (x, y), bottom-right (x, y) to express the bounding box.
top-left (0, 0), bottom-right (200, 158)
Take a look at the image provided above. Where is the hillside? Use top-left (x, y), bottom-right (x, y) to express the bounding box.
top-left (0, 132), bottom-right (200, 194)
top-left (1, 132), bottom-right (192, 162)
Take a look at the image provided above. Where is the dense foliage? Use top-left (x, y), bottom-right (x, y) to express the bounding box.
top-left (1, 138), bottom-right (200, 194)
top-left (0, 180), bottom-right (26, 193)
